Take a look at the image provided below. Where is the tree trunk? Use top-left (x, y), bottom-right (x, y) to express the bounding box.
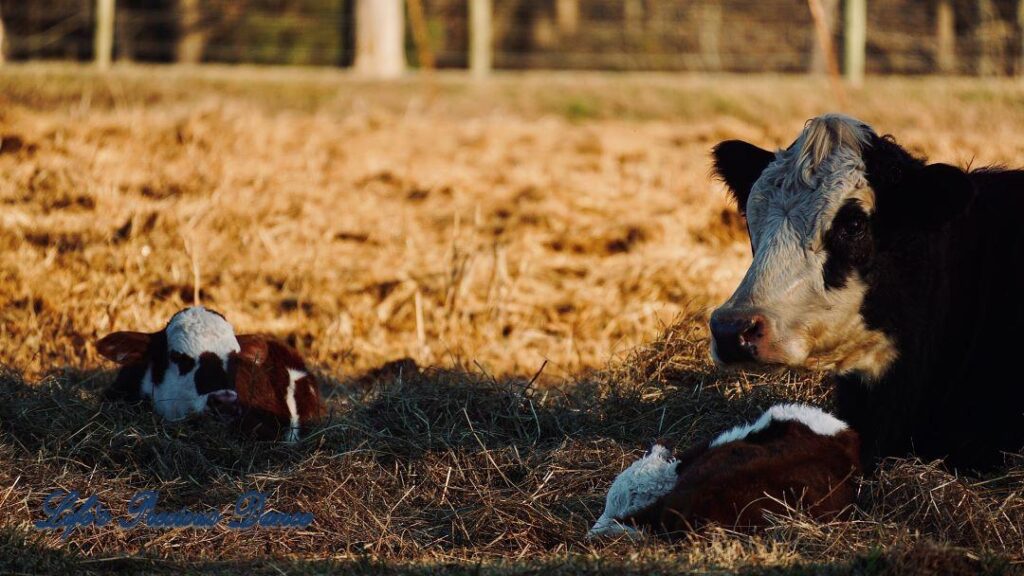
top-left (936, 0), bottom-right (956, 74)
top-left (809, 0), bottom-right (839, 74)
top-left (176, 0), bottom-right (206, 64)
top-left (354, 0), bottom-right (405, 78)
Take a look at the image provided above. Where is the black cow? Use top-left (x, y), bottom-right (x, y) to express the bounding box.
top-left (709, 113), bottom-right (1024, 471)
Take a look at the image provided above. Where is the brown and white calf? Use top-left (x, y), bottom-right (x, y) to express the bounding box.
top-left (588, 404), bottom-right (860, 537)
top-left (96, 306), bottom-right (322, 442)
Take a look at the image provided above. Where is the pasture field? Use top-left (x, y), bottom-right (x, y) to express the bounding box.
top-left (1, 65), bottom-right (1023, 574)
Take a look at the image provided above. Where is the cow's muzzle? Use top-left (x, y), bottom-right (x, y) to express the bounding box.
top-left (710, 310), bottom-right (770, 365)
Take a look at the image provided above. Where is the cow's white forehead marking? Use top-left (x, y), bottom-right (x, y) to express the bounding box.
top-left (588, 444), bottom-right (678, 537)
top-left (746, 114), bottom-right (875, 251)
top-left (165, 306), bottom-right (240, 359)
top-left (710, 403), bottom-right (848, 447)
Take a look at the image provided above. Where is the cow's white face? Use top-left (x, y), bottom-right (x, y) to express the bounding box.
top-left (710, 115), bottom-right (898, 378)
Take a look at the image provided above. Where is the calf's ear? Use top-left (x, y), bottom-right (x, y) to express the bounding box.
top-left (96, 331), bottom-right (153, 364)
top-left (236, 334), bottom-right (269, 365)
top-left (712, 140), bottom-right (775, 214)
top-left (884, 163), bottom-right (974, 230)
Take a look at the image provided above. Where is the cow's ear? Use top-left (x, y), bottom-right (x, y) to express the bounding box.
top-left (888, 163), bottom-right (974, 229)
top-left (236, 334), bottom-right (269, 365)
top-left (96, 331), bottom-right (152, 364)
top-left (712, 140), bottom-right (775, 214)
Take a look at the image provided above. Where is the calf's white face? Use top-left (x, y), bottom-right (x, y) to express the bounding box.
top-left (98, 307), bottom-right (241, 421)
top-left (710, 114), bottom-right (897, 378)
top-left (156, 307), bottom-right (240, 421)
top-left (588, 444), bottom-right (678, 538)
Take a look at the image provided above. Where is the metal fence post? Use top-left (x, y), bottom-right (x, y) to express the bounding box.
top-left (469, 0), bottom-right (492, 77)
top-left (95, 0), bottom-right (116, 69)
top-left (844, 0), bottom-right (866, 86)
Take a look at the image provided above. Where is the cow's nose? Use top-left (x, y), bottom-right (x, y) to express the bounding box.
top-left (710, 312), bottom-right (767, 364)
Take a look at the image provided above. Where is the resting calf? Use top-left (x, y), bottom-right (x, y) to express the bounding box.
top-left (97, 306), bottom-right (322, 442)
top-left (589, 404), bottom-right (859, 537)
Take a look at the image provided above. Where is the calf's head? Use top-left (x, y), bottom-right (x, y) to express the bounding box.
top-left (588, 443), bottom-right (679, 537)
top-left (710, 114), bottom-right (973, 378)
top-left (97, 307), bottom-right (240, 421)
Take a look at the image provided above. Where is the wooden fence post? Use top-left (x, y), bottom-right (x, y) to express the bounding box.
top-left (556, 0), bottom-right (579, 35)
top-left (936, 0), bottom-right (956, 74)
top-left (176, 0), bottom-right (206, 63)
top-left (354, 0), bottom-right (406, 78)
top-left (95, 0), bottom-right (116, 70)
top-left (407, 0), bottom-right (435, 70)
top-left (844, 0), bottom-right (866, 86)
top-left (699, 2), bottom-right (722, 72)
top-left (469, 0), bottom-right (492, 77)
top-left (1017, 0), bottom-right (1024, 75)
top-left (0, 5), bottom-right (6, 65)
top-left (976, 0), bottom-right (1008, 76)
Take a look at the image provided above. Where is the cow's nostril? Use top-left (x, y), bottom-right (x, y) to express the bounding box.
top-left (711, 314), bottom-right (761, 364)
top-left (740, 317), bottom-right (765, 346)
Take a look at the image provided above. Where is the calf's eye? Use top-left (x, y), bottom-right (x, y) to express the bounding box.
top-left (169, 351), bottom-right (196, 375)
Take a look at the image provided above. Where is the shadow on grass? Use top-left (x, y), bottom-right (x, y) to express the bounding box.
top-left (0, 317), bottom-right (818, 478)
top-left (0, 527), bottom-right (1012, 576)
top-left (0, 320), bottom-right (849, 560)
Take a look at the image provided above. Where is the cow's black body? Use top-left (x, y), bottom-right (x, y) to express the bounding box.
top-left (838, 161), bottom-right (1024, 471)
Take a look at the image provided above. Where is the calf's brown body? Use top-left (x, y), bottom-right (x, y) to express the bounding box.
top-left (590, 404), bottom-right (861, 538)
top-left (230, 335), bottom-right (324, 442)
top-left (631, 421), bottom-right (860, 532)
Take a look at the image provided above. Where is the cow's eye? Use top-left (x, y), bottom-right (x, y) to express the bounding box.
top-left (833, 206), bottom-right (869, 240)
top-left (841, 215), bottom-right (867, 238)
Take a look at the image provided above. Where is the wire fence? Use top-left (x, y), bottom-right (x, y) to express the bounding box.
top-left (1, 0), bottom-right (1023, 75)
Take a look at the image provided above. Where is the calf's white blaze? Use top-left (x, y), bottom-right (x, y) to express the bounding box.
top-left (284, 368), bottom-right (306, 443)
top-left (713, 114), bottom-right (897, 378)
top-left (710, 403), bottom-right (848, 447)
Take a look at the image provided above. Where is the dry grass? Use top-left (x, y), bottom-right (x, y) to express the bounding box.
top-left (1, 64), bottom-right (1024, 575)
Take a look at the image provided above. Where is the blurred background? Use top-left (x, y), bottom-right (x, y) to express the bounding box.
top-left (1, 0), bottom-right (1023, 77)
